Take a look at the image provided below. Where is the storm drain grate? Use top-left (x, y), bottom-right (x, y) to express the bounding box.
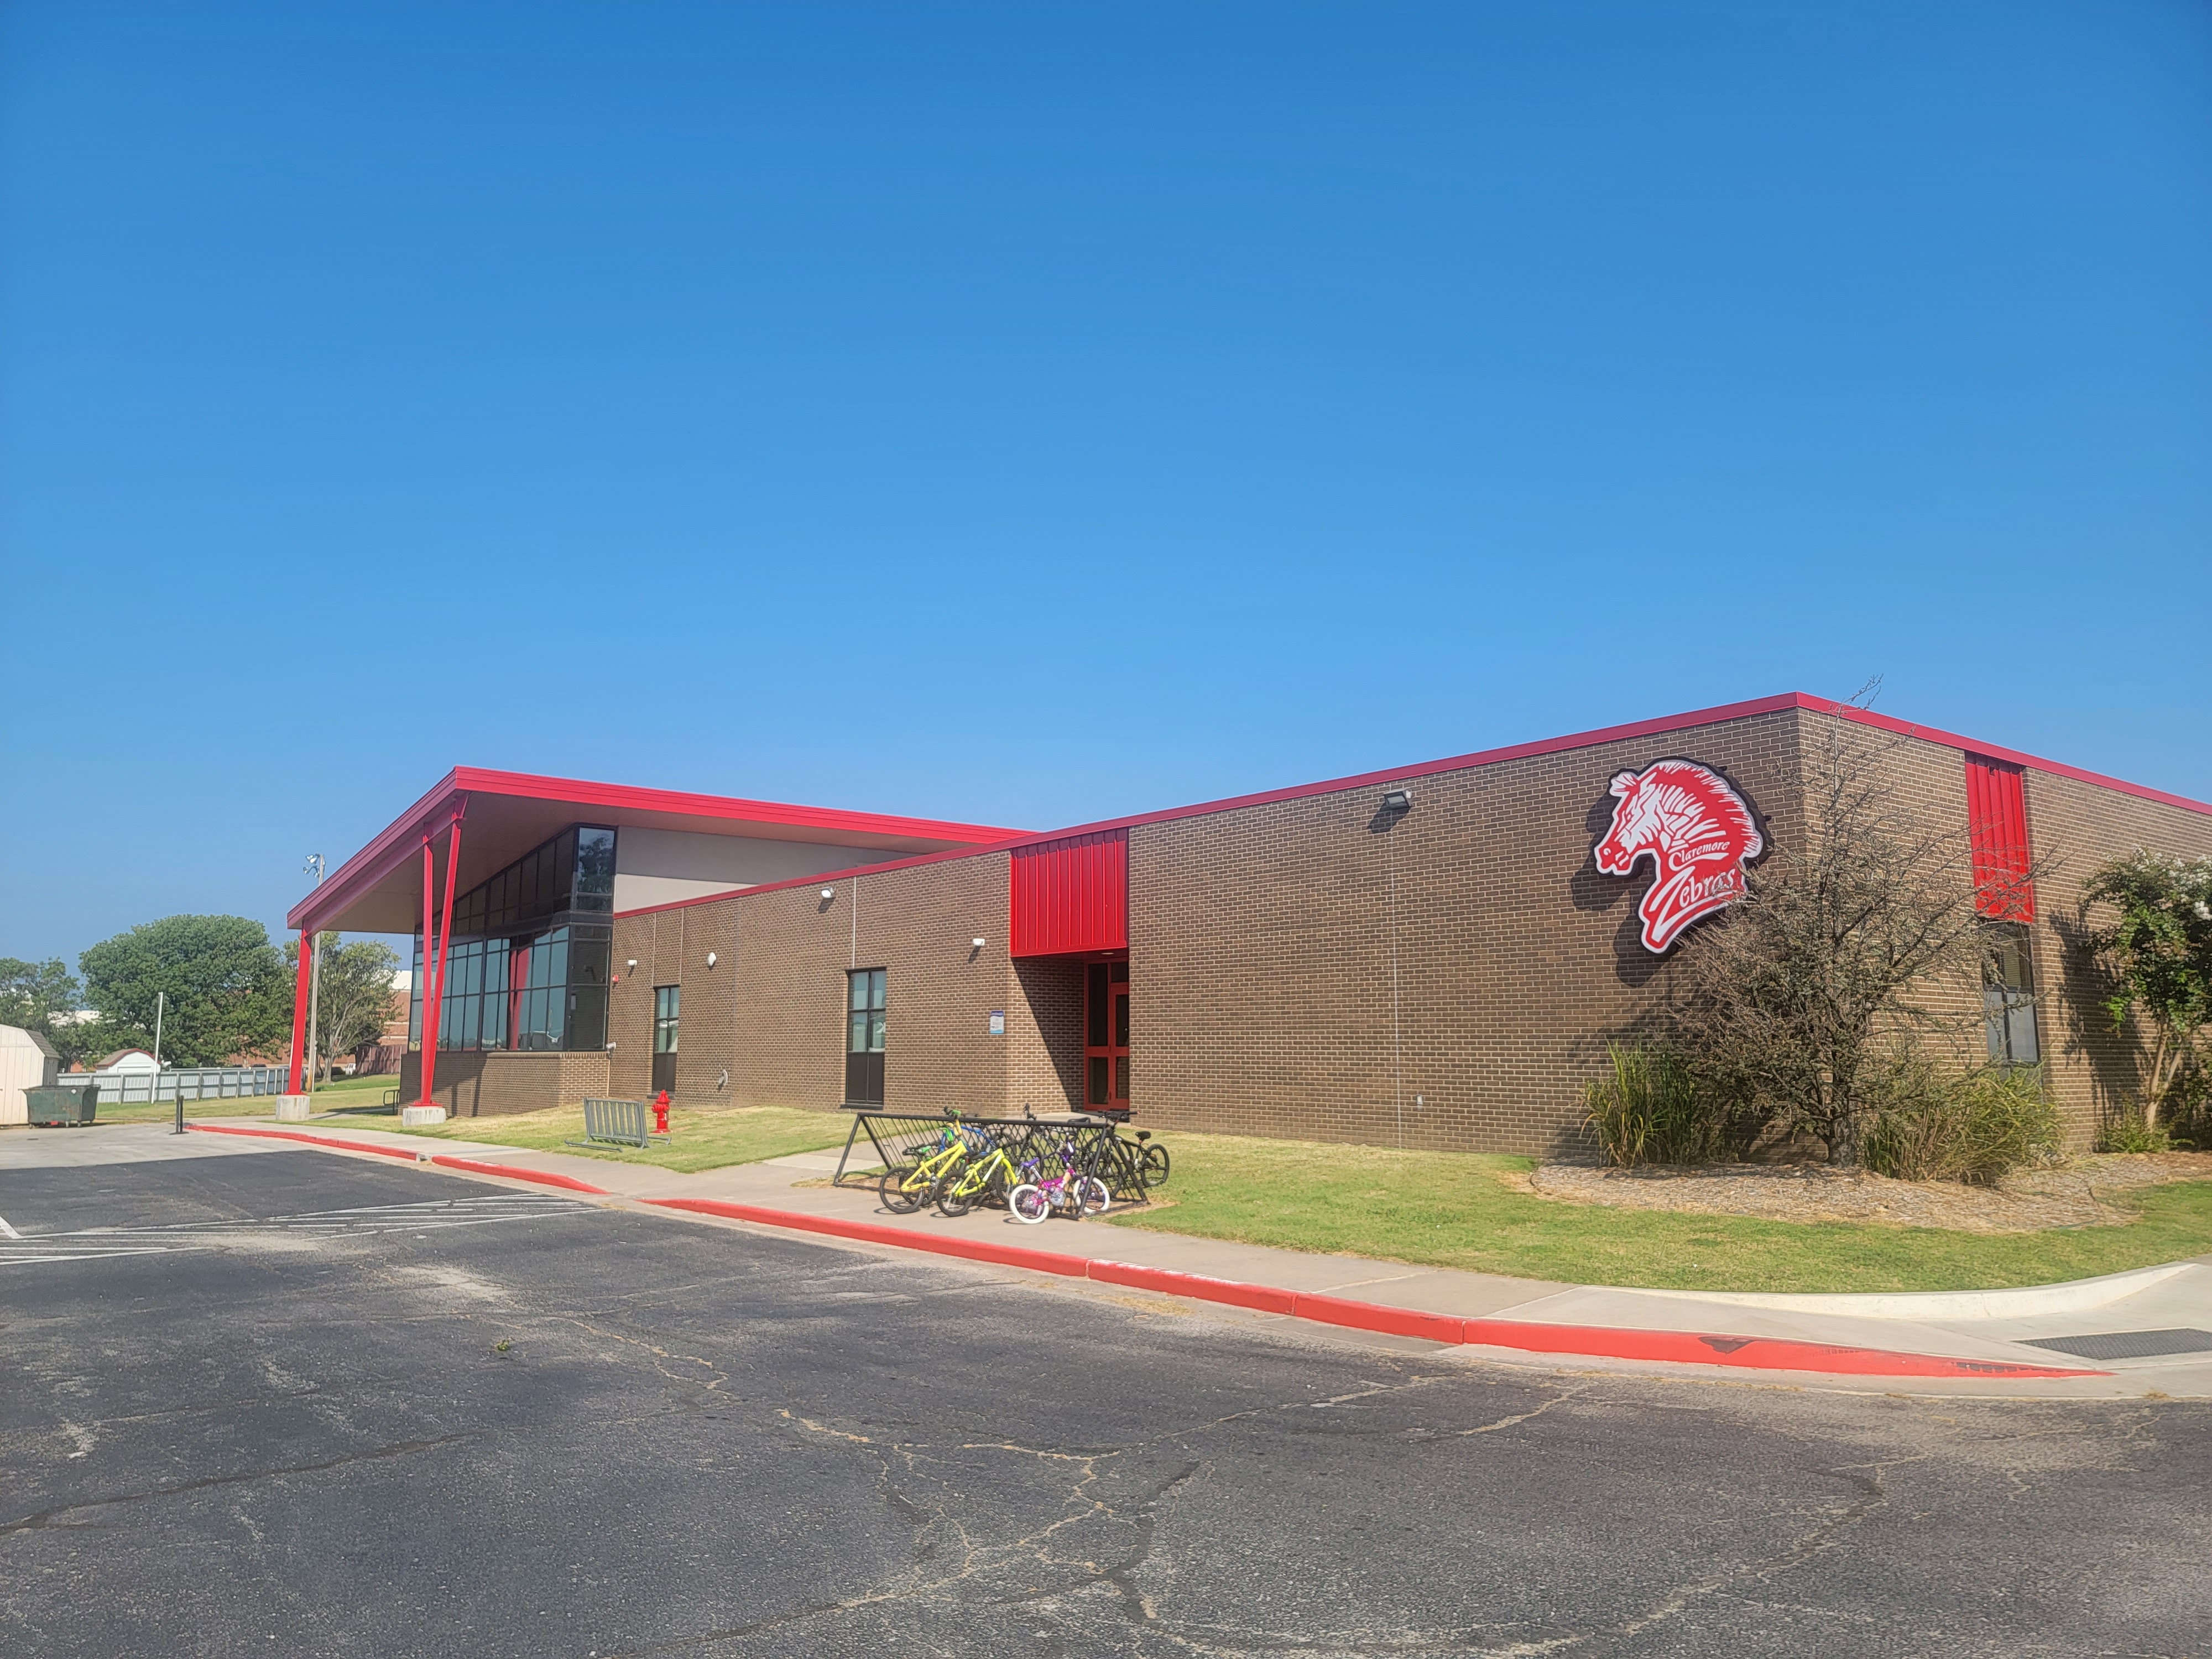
top-left (2020, 1329), bottom-right (2212, 1362)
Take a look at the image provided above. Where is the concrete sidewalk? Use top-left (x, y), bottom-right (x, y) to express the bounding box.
top-left (173, 1116), bottom-right (2212, 1398)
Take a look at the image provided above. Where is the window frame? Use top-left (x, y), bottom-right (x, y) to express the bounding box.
top-left (654, 985), bottom-right (681, 1056)
top-left (1982, 922), bottom-right (2041, 1068)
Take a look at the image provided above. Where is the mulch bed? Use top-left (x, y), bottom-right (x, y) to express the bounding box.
top-left (1526, 1151), bottom-right (2212, 1234)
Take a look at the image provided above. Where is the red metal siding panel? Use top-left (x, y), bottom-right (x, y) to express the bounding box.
top-left (1965, 755), bottom-right (2035, 921)
top-left (1010, 830), bottom-right (1129, 957)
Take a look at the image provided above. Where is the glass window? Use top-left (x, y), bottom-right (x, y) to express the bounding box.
top-left (847, 969), bottom-right (885, 1054)
top-left (1984, 926), bottom-right (2041, 1067)
top-left (1087, 963), bottom-right (1109, 1047)
top-left (409, 828), bottom-right (619, 1055)
top-left (573, 827), bottom-right (617, 911)
top-left (654, 985), bottom-right (681, 1055)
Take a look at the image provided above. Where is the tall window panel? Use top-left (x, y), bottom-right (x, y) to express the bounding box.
top-left (846, 969), bottom-right (886, 1105)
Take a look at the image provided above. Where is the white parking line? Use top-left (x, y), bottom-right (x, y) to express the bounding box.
top-left (2, 1193), bottom-right (598, 1263)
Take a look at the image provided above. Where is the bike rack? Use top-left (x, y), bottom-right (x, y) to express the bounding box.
top-left (831, 1108), bottom-right (1154, 1204)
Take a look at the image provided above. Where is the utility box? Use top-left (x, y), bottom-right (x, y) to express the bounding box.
top-left (25, 1084), bottom-right (98, 1126)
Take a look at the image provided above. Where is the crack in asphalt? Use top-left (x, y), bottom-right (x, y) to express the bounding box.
top-left (0, 1433), bottom-right (479, 1537)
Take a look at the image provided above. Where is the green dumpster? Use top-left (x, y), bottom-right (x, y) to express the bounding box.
top-left (25, 1084), bottom-right (98, 1126)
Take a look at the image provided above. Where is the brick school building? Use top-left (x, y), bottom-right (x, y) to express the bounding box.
top-left (286, 693), bottom-right (2212, 1154)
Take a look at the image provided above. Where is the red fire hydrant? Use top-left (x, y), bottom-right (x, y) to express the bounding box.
top-left (654, 1089), bottom-right (672, 1136)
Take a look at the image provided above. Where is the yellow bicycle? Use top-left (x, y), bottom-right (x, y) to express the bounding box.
top-left (877, 1118), bottom-right (982, 1214)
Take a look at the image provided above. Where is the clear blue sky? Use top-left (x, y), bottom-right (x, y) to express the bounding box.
top-left (3, 1), bottom-right (2207, 966)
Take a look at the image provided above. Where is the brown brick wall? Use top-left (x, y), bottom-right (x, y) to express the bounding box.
top-left (608, 857), bottom-right (1027, 1118)
top-left (395, 1048), bottom-right (609, 1117)
top-left (1128, 709), bottom-right (1812, 1155)
top-left (1008, 957), bottom-right (1086, 1113)
top-left (1793, 710), bottom-right (2212, 1151)
top-left (559, 703), bottom-right (2212, 1156)
top-left (2020, 765), bottom-right (2212, 1144)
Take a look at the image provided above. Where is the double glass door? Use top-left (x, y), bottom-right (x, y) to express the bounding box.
top-left (1084, 960), bottom-right (1129, 1110)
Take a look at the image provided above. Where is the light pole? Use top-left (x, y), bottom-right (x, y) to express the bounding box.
top-left (156, 991), bottom-right (173, 1134)
top-left (303, 854), bottom-right (325, 1097)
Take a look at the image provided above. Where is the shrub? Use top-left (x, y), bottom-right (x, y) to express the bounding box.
top-left (1863, 1061), bottom-right (2059, 1185)
top-left (2099, 1107), bottom-right (2171, 1155)
top-left (1582, 1044), bottom-right (1723, 1167)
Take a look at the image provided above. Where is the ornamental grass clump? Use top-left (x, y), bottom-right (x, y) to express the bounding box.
top-left (1581, 1043), bottom-right (1721, 1167)
top-left (1861, 1059), bottom-right (2059, 1185)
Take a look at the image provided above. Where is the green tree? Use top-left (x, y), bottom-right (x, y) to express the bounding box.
top-left (284, 935), bottom-right (401, 1080)
top-left (0, 957), bottom-right (90, 1061)
top-left (2084, 852), bottom-right (2212, 1130)
top-left (79, 915), bottom-right (294, 1067)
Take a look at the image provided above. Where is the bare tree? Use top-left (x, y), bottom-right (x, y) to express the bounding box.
top-left (1673, 709), bottom-right (2030, 1166)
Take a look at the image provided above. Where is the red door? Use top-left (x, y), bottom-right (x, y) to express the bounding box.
top-left (1084, 959), bottom-right (1130, 1112)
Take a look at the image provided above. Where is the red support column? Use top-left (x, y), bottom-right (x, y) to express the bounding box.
top-left (416, 834), bottom-right (442, 1107)
top-left (416, 810), bottom-right (468, 1114)
top-left (430, 812), bottom-right (464, 1048)
top-left (287, 926), bottom-right (312, 1093)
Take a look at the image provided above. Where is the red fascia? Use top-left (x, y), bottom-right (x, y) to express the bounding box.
top-left (616, 688), bottom-right (2212, 924)
top-left (289, 766), bottom-right (1026, 933)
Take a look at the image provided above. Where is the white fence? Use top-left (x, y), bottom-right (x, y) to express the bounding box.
top-left (65, 1066), bottom-right (291, 1104)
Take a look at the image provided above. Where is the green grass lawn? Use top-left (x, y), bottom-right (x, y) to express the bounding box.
top-left (375, 1103), bottom-right (855, 1175)
top-left (1105, 1132), bottom-right (2212, 1294)
top-left (302, 1073), bottom-right (403, 1104)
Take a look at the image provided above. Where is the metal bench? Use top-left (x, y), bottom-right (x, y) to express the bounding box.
top-left (567, 1097), bottom-right (669, 1150)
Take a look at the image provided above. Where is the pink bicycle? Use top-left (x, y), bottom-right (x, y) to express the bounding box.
top-left (1007, 1140), bottom-right (1109, 1224)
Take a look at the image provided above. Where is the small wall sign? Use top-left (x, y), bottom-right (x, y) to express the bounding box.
top-left (988, 1010), bottom-right (1005, 1036)
top-left (1592, 758), bottom-right (1765, 952)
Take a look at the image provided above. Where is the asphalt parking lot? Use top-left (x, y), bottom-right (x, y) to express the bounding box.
top-left (4, 1138), bottom-right (2209, 1658)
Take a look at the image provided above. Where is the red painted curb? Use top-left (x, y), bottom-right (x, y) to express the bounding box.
top-left (1087, 1259), bottom-right (1298, 1316)
top-left (1292, 1291), bottom-right (1469, 1346)
top-left (427, 1154), bottom-right (609, 1196)
top-left (639, 1199), bottom-right (2109, 1380)
top-left (204, 1135), bottom-right (2110, 1382)
top-left (187, 1123), bottom-right (416, 1161)
top-left (1456, 1319), bottom-right (2101, 1379)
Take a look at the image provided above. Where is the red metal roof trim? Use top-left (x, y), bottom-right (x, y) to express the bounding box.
top-left (609, 690), bottom-right (2211, 925)
top-left (1010, 830), bottom-right (1129, 957)
top-left (1965, 755), bottom-right (2036, 922)
top-left (288, 765), bottom-right (1024, 933)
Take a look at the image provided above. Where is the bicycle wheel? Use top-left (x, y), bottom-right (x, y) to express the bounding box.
top-left (935, 1171), bottom-right (977, 1218)
top-left (879, 1168), bottom-right (930, 1215)
top-left (1074, 1176), bottom-right (1111, 1215)
top-left (1140, 1142), bottom-right (1170, 1188)
top-left (1008, 1183), bottom-right (1051, 1225)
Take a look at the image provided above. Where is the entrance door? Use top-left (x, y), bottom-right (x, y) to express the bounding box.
top-left (1084, 959), bottom-right (1130, 1112)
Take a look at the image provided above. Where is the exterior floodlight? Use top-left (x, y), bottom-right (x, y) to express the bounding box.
top-left (706, 951), bottom-right (717, 968)
top-left (821, 887), bottom-right (836, 901)
top-left (971, 937), bottom-right (987, 949)
top-left (626, 958), bottom-right (638, 972)
top-left (1382, 789), bottom-right (1412, 812)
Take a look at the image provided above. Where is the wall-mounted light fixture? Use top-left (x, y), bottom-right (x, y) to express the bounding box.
top-left (706, 951), bottom-right (717, 968)
top-left (605, 1041), bottom-right (617, 1051)
top-left (1382, 788), bottom-right (1412, 813)
top-left (626, 958), bottom-right (638, 973)
top-left (971, 937), bottom-right (987, 950)
top-left (821, 887), bottom-right (836, 901)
